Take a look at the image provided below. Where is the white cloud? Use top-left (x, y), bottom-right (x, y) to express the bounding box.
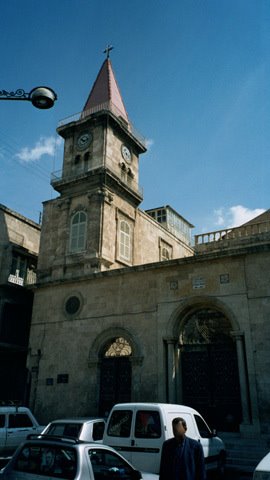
top-left (214, 205), bottom-right (266, 229)
top-left (145, 138), bottom-right (154, 150)
top-left (15, 136), bottom-right (62, 163)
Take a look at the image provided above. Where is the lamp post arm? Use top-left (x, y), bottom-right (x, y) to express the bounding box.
top-left (0, 87), bottom-right (57, 109)
top-left (0, 89), bottom-right (29, 100)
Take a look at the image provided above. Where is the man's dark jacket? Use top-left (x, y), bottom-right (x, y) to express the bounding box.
top-left (159, 435), bottom-right (206, 480)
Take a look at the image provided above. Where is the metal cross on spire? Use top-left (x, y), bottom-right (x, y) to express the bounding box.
top-left (103, 44), bottom-right (114, 59)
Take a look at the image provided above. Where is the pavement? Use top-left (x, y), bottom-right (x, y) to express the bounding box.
top-left (225, 472), bottom-right (252, 480)
top-left (208, 469), bottom-right (253, 480)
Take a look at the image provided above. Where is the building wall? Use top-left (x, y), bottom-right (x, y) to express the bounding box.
top-left (0, 205), bottom-right (40, 284)
top-left (0, 204), bottom-right (40, 403)
top-left (37, 190), bottom-right (193, 283)
top-left (28, 243), bottom-right (270, 438)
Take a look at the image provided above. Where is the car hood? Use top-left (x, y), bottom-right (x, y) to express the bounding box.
top-left (141, 472), bottom-right (159, 480)
top-left (255, 452), bottom-right (270, 471)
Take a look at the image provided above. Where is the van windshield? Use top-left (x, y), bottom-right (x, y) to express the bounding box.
top-left (194, 414), bottom-right (212, 438)
top-left (107, 410), bottom-right (132, 437)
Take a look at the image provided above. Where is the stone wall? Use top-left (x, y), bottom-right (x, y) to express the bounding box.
top-left (28, 243), bottom-right (270, 438)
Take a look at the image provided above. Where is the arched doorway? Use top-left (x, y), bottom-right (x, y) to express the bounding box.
top-left (99, 337), bottom-right (132, 416)
top-left (179, 308), bottom-right (242, 431)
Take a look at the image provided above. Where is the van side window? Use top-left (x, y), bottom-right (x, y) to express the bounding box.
top-left (194, 414), bottom-right (211, 438)
top-left (0, 414), bottom-right (5, 427)
top-left (135, 411), bottom-right (161, 438)
top-left (107, 410), bottom-right (132, 437)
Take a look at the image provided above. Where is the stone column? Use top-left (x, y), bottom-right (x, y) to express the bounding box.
top-left (165, 338), bottom-right (177, 403)
top-left (231, 331), bottom-right (251, 425)
top-left (175, 344), bottom-right (183, 404)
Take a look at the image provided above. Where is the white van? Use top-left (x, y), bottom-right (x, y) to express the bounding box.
top-left (103, 403), bottom-right (226, 475)
top-left (253, 452), bottom-right (270, 479)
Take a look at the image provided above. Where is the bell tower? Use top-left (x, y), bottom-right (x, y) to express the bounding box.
top-left (39, 51), bottom-right (147, 279)
top-left (53, 50), bottom-right (146, 206)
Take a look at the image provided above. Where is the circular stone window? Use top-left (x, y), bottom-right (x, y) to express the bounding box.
top-left (65, 295), bottom-right (81, 315)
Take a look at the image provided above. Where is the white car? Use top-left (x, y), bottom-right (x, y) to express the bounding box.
top-left (253, 452), bottom-right (270, 480)
top-left (41, 418), bottom-right (105, 443)
top-left (0, 435), bottom-right (159, 480)
top-left (0, 406), bottom-right (44, 458)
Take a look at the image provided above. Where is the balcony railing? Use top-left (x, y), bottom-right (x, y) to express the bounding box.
top-left (8, 269), bottom-right (37, 287)
top-left (51, 165), bottom-right (143, 198)
top-left (57, 101), bottom-right (146, 148)
top-left (195, 220), bottom-right (270, 246)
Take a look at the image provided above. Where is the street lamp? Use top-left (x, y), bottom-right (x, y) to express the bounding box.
top-left (0, 86), bottom-right (57, 109)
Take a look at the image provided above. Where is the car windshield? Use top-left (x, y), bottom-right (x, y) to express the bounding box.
top-left (14, 444), bottom-right (77, 479)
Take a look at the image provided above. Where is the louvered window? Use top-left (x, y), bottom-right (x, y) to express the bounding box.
top-left (119, 220), bottom-right (130, 261)
top-left (70, 211), bottom-right (87, 252)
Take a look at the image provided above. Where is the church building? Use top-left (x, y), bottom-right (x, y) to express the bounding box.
top-left (27, 54), bottom-right (270, 460)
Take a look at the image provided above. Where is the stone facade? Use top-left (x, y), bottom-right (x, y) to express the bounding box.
top-left (28, 226), bottom-right (270, 437)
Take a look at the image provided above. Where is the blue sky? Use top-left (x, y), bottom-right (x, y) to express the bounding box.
top-left (0, 0), bottom-right (269, 236)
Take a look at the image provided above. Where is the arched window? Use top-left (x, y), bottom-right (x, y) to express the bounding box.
top-left (74, 154), bottom-right (81, 165)
top-left (119, 220), bottom-right (130, 261)
top-left (70, 211), bottom-right (87, 252)
top-left (84, 152), bottom-right (90, 171)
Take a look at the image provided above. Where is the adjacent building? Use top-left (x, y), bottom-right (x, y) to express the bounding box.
top-left (0, 204), bottom-right (40, 403)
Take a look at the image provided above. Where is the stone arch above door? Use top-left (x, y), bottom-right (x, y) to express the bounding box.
top-left (166, 297), bottom-right (243, 432)
top-left (88, 327), bottom-right (144, 416)
top-left (167, 295), bottom-right (241, 338)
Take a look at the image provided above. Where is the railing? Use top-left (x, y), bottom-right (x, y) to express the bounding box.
top-left (195, 220), bottom-right (270, 246)
top-left (8, 269), bottom-right (37, 287)
top-left (57, 101), bottom-right (146, 147)
top-left (51, 165), bottom-right (144, 198)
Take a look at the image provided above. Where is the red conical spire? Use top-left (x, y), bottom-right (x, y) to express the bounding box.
top-left (82, 57), bottom-right (129, 123)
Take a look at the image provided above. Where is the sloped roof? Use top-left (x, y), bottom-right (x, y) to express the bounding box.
top-left (241, 209), bottom-right (269, 226)
top-left (82, 58), bottom-right (129, 123)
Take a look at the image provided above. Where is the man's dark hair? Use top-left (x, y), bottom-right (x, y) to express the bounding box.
top-left (172, 417), bottom-right (187, 430)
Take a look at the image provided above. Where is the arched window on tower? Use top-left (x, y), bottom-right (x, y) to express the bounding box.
top-left (84, 152), bottom-right (90, 171)
top-left (70, 211), bottom-right (87, 253)
top-left (119, 220), bottom-right (130, 261)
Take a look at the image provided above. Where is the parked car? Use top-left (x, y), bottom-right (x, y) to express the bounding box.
top-left (103, 402), bottom-right (226, 475)
top-left (0, 435), bottom-right (159, 479)
top-left (253, 451), bottom-right (270, 479)
top-left (0, 405), bottom-right (44, 458)
top-left (41, 418), bottom-right (105, 443)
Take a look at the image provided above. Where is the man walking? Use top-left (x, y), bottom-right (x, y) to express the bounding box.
top-left (159, 417), bottom-right (206, 480)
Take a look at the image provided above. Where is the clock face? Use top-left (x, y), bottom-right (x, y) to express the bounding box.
top-left (77, 132), bottom-right (92, 150)
top-left (121, 145), bottom-right (131, 163)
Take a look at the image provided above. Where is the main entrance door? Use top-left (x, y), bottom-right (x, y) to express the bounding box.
top-left (180, 308), bottom-right (242, 432)
top-left (99, 337), bottom-right (132, 416)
